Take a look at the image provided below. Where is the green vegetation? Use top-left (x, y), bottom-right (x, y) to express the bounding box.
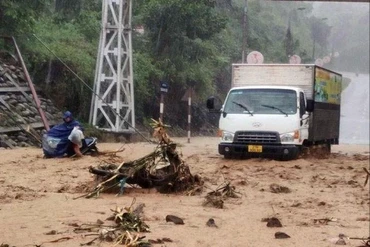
top-left (0, 0), bottom-right (368, 130)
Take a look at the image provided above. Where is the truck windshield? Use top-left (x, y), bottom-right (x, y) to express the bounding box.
top-left (224, 89), bottom-right (297, 115)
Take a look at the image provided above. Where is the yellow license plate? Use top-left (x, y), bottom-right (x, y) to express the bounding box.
top-left (248, 145), bottom-right (263, 153)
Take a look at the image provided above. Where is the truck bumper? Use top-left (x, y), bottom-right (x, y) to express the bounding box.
top-left (218, 143), bottom-right (299, 160)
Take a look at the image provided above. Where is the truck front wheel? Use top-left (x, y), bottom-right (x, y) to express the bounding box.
top-left (280, 149), bottom-right (299, 161)
top-left (224, 153), bottom-right (233, 159)
top-left (301, 142), bottom-right (331, 159)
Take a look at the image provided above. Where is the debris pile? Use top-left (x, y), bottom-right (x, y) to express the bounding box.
top-left (203, 182), bottom-right (240, 209)
top-left (75, 200), bottom-right (151, 246)
top-left (85, 119), bottom-right (203, 196)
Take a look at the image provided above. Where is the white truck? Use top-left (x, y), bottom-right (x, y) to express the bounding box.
top-left (207, 64), bottom-right (342, 160)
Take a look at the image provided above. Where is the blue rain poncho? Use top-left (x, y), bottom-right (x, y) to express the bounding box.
top-left (42, 119), bottom-right (83, 157)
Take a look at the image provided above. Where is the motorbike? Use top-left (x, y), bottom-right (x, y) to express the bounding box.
top-left (42, 131), bottom-right (98, 158)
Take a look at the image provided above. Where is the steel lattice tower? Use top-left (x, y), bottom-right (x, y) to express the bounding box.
top-left (89, 0), bottom-right (135, 132)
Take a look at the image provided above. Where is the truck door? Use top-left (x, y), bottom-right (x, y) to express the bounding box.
top-left (299, 92), bottom-right (309, 141)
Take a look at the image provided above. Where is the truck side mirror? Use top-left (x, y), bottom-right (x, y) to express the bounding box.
top-left (306, 99), bottom-right (314, 112)
top-left (206, 96), bottom-right (222, 112)
top-left (206, 97), bottom-right (215, 109)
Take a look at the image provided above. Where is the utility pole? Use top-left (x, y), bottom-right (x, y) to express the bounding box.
top-left (159, 93), bottom-right (164, 122)
top-left (185, 80), bottom-right (196, 143)
top-left (187, 88), bottom-right (192, 143)
top-left (242, 0), bottom-right (248, 63)
top-left (89, 0), bottom-right (135, 133)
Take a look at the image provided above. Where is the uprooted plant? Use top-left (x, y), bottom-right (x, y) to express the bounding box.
top-left (77, 199), bottom-right (151, 246)
top-left (203, 182), bottom-right (241, 209)
top-left (81, 119), bottom-right (203, 198)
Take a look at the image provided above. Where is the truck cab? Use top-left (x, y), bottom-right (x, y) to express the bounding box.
top-left (208, 85), bottom-right (310, 160)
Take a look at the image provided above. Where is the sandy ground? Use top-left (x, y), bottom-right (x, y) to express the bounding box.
top-left (0, 137), bottom-right (369, 247)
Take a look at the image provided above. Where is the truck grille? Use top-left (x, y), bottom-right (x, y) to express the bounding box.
top-left (235, 131), bottom-right (279, 144)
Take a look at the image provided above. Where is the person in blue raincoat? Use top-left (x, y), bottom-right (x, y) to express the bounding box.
top-left (42, 111), bottom-right (84, 158)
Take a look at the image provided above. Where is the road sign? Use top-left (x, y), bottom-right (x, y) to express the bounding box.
top-left (160, 81), bottom-right (169, 93)
top-left (247, 51), bottom-right (264, 64)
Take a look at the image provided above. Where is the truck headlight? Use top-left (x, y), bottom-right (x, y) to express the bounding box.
top-left (280, 133), bottom-right (294, 142)
top-left (280, 130), bottom-right (299, 143)
top-left (221, 131), bottom-right (234, 142)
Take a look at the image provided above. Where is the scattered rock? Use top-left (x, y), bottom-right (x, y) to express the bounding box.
top-left (0, 244), bottom-right (16, 247)
top-left (270, 183), bottom-right (291, 193)
top-left (44, 230), bottom-right (57, 235)
top-left (328, 234), bottom-right (348, 245)
top-left (266, 217), bottom-right (283, 227)
top-left (275, 231), bottom-right (290, 239)
top-left (165, 215), bottom-right (184, 225)
top-left (291, 202), bottom-right (302, 207)
top-left (206, 218), bottom-right (218, 228)
top-left (237, 180), bottom-right (247, 185)
top-left (347, 180), bottom-right (358, 185)
top-left (335, 238), bottom-right (347, 245)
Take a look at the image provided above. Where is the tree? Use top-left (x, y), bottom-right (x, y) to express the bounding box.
top-left (285, 21), bottom-right (294, 60)
top-left (0, 0), bottom-right (49, 38)
top-left (134, 0), bottom-right (229, 126)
